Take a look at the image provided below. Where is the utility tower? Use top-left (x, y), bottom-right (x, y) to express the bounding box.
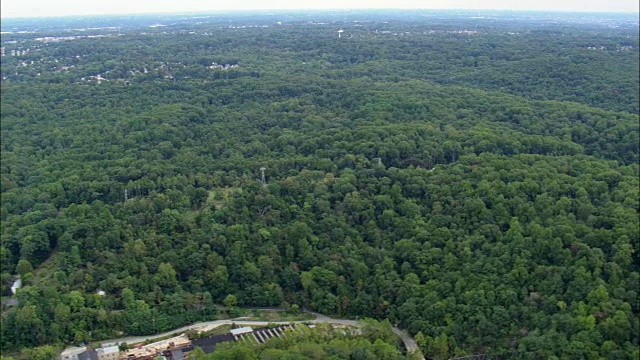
top-left (124, 188), bottom-right (128, 203)
top-left (260, 167), bottom-right (267, 185)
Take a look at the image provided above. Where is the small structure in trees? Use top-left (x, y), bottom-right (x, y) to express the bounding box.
top-left (260, 167), bottom-right (267, 185)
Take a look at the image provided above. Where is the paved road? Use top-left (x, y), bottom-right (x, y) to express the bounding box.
top-left (306, 311), bottom-right (420, 356)
top-left (98, 310), bottom-right (423, 359)
top-left (99, 319), bottom-right (288, 347)
top-left (391, 327), bottom-right (421, 356)
top-left (306, 311), bottom-right (421, 356)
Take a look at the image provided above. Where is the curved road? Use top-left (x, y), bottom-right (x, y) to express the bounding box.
top-left (97, 310), bottom-right (423, 359)
top-left (306, 311), bottom-right (421, 357)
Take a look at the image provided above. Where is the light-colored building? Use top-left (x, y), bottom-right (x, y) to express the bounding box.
top-left (96, 346), bottom-right (120, 360)
top-left (60, 346), bottom-right (87, 360)
top-left (230, 327), bottom-right (253, 336)
top-left (121, 334), bottom-right (191, 360)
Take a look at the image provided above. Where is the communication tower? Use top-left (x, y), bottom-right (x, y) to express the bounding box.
top-left (260, 167), bottom-right (267, 185)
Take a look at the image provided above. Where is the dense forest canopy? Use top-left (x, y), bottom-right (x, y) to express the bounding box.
top-left (1, 10), bottom-right (638, 359)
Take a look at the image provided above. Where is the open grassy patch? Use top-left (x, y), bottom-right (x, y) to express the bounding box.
top-left (206, 187), bottom-right (241, 209)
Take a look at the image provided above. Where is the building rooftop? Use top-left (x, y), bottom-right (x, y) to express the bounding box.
top-left (96, 346), bottom-right (119, 355)
top-left (191, 334), bottom-right (234, 354)
top-left (122, 334), bottom-right (191, 359)
top-left (79, 348), bottom-right (98, 360)
top-left (230, 327), bottom-right (253, 336)
top-left (60, 346), bottom-right (87, 360)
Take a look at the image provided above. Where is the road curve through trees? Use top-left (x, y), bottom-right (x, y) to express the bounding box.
top-left (94, 310), bottom-right (424, 359)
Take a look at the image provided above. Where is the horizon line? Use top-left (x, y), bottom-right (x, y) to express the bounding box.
top-left (2, 7), bottom-right (638, 20)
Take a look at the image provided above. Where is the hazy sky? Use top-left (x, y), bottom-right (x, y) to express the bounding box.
top-left (1, 0), bottom-right (638, 18)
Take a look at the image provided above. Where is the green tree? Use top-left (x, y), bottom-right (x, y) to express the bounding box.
top-left (224, 294), bottom-right (238, 308)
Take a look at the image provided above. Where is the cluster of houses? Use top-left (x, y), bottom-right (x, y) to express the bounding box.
top-left (207, 62), bottom-right (239, 70)
top-left (0, 48), bottom-right (32, 57)
top-left (60, 324), bottom-right (300, 360)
